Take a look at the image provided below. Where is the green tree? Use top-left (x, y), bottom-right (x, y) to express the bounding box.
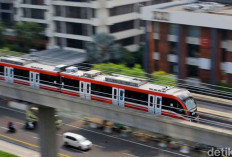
top-left (14, 22), bottom-right (43, 52)
top-left (93, 63), bottom-right (146, 78)
top-left (0, 22), bottom-right (6, 48)
top-left (87, 33), bottom-right (121, 63)
top-left (120, 48), bottom-right (135, 67)
top-left (151, 71), bottom-right (177, 86)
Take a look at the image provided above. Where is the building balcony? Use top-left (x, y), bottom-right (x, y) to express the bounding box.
top-left (112, 29), bottom-right (144, 40)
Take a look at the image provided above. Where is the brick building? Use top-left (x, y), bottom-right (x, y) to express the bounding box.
top-left (142, 0), bottom-right (232, 85)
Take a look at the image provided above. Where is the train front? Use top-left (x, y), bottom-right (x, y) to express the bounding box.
top-left (175, 90), bottom-right (199, 121)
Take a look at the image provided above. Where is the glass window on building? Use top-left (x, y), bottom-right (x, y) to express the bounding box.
top-left (170, 62), bottom-right (178, 74)
top-left (154, 40), bottom-right (159, 52)
top-left (1, 3), bottom-right (11, 10)
top-left (187, 65), bottom-right (199, 77)
top-left (221, 48), bottom-right (227, 62)
top-left (187, 44), bottom-right (199, 57)
top-left (154, 22), bottom-right (159, 33)
top-left (169, 42), bottom-right (177, 54)
top-left (110, 20), bottom-right (134, 33)
top-left (169, 24), bottom-right (178, 35)
top-left (117, 37), bottom-right (134, 46)
top-left (187, 26), bottom-right (200, 37)
top-left (67, 39), bottom-right (84, 49)
top-left (110, 4), bottom-right (134, 16)
top-left (55, 6), bottom-right (62, 17)
top-left (55, 21), bottom-right (62, 33)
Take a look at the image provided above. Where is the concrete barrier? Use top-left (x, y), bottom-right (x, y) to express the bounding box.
top-left (0, 81), bottom-right (231, 148)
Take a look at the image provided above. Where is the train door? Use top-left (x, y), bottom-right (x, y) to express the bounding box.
top-left (148, 95), bottom-right (155, 114)
top-left (30, 72), bottom-right (40, 88)
top-left (4, 67), bottom-right (14, 83)
top-left (112, 88), bottom-right (125, 107)
top-left (79, 81), bottom-right (85, 98)
top-left (112, 88), bottom-right (118, 105)
top-left (79, 81), bottom-right (91, 100)
top-left (155, 96), bottom-right (162, 115)
top-left (118, 89), bottom-right (125, 107)
top-left (86, 82), bottom-right (91, 100)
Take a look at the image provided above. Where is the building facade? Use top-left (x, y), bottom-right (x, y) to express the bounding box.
top-left (1, 0), bottom-right (171, 52)
top-left (0, 0), bottom-right (14, 26)
top-left (142, 0), bottom-right (232, 85)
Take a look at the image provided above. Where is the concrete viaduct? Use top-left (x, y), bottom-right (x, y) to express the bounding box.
top-left (0, 81), bottom-right (231, 157)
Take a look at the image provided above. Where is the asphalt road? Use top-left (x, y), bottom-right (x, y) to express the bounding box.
top-left (0, 100), bottom-right (205, 157)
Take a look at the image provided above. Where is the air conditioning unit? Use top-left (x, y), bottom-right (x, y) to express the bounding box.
top-left (65, 66), bottom-right (78, 73)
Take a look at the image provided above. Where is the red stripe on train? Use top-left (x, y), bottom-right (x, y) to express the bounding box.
top-left (14, 80), bottom-right (30, 86)
top-left (0, 77), bottom-right (5, 80)
top-left (40, 85), bottom-right (59, 92)
top-left (162, 111), bottom-right (186, 120)
top-left (125, 103), bottom-right (148, 112)
top-left (91, 95), bottom-right (112, 104)
top-left (61, 89), bottom-right (80, 97)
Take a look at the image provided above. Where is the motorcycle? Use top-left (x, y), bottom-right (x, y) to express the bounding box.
top-left (7, 122), bottom-right (16, 133)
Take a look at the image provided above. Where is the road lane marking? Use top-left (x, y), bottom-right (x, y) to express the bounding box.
top-left (65, 124), bottom-right (190, 157)
top-left (32, 136), bottom-right (39, 139)
top-left (0, 127), bottom-right (8, 130)
top-left (0, 134), bottom-right (70, 157)
top-left (14, 121), bottom-right (24, 125)
top-left (93, 144), bottom-right (105, 149)
top-left (123, 153), bottom-right (138, 157)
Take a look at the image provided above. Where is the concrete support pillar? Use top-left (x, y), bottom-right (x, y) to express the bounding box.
top-left (38, 107), bottom-right (57, 157)
top-left (199, 27), bottom-right (211, 83)
top-left (158, 22), bottom-right (169, 73)
top-left (177, 25), bottom-right (187, 80)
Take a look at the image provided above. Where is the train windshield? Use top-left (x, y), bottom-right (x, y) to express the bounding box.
top-left (184, 98), bottom-right (196, 111)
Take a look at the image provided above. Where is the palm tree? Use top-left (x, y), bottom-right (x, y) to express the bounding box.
top-left (87, 33), bottom-right (121, 63)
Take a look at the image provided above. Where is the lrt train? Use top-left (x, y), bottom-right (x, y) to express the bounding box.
top-left (0, 56), bottom-right (198, 121)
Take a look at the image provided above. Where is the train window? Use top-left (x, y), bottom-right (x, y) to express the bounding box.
top-left (40, 73), bottom-right (60, 87)
top-left (157, 97), bottom-right (161, 104)
top-left (62, 78), bottom-right (79, 91)
top-left (125, 90), bottom-right (148, 106)
top-left (162, 97), bottom-right (183, 114)
top-left (120, 90), bottom-right (123, 96)
top-left (114, 89), bottom-right (117, 99)
top-left (91, 83), bottom-right (112, 98)
top-left (0, 66), bottom-right (4, 75)
top-left (14, 68), bottom-right (29, 81)
top-left (87, 84), bottom-right (90, 93)
top-left (81, 83), bottom-right (84, 92)
top-left (150, 96), bottom-right (153, 106)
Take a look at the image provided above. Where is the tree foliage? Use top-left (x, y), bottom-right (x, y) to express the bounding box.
top-left (87, 33), bottom-right (121, 63)
top-left (14, 22), bottom-right (43, 52)
top-left (0, 22), bottom-right (5, 48)
top-left (93, 63), bottom-right (146, 78)
top-left (151, 71), bottom-right (177, 86)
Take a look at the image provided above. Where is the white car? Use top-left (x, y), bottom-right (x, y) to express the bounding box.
top-left (63, 132), bottom-right (92, 150)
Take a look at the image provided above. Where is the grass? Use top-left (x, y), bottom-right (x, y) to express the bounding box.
top-left (0, 150), bottom-right (18, 157)
top-left (0, 49), bottom-right (24, 57)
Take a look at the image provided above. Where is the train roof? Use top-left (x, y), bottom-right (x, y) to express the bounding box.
top-left (0, 56), bottom-right (66, 73)
top-left (61, 66), bottom-right (191, 96)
